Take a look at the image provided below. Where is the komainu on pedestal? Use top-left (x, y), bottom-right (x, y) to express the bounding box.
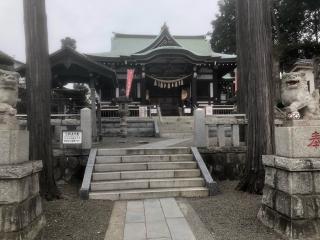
top-left (259, 74), bottom-right (320, 239)
top-left (281, 72), bottom-right (320, 120)
top-left (0, 68), bottom-right (45, 240)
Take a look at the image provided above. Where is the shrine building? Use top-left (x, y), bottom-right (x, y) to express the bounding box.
top-left (19, 24), bottom-right (237, 116)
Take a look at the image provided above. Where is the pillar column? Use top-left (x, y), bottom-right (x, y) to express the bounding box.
top-left (192, 66), bottom-right (198, 107)
top-left (212, 69), bottom-right (219, 104)
top-left (90, 78), bottom-right (97, 142)
top-left (141, 66), bottom-right (146, 104)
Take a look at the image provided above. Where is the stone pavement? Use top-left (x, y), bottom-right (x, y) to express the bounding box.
top-left (105, 198), bottom-right (213, 240)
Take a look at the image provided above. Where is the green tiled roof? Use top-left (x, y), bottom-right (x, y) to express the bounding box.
top-left (88, 26), bottom-right (236, 60)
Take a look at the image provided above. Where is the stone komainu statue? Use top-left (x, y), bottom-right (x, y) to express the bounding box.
top-left (281, 72), bottom-right (320, 119)
top-left (0, 69), bottom-right (19, 127)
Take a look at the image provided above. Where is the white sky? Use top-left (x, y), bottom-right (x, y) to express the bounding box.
top-left (0, 0), bottom-right (219, 62)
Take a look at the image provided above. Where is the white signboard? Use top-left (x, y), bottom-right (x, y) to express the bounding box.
top-left (139, 106), bottom-right (148, 117)
top-left (63, 131), bottom-right (82, 145)
top-left (150, 108), bottom-right (158, 114)
top-left (184, 108), bottom-right (191, 114)
top-left (205, 105), bottom-right (213, 116)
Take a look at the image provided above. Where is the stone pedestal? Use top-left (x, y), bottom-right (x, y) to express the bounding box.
top-left (0, 69), bottom-right (44, 239)
top-left (258, 120), bottom-right (320, 240)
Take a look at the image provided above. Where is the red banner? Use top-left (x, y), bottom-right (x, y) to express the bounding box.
top-left (126, 69), bottom-right (135, 97)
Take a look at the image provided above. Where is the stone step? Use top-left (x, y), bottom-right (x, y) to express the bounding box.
top-left (91, 178), bottom-right (204, 191)
top-left (97, 147), bottom-right (191, 156)
top-left (89, 187), bottom-right (209, 200)
top-left (95, 154), bottom-right (193, 164)
top-left (94, 161), bottom-right (198, 172)
top-left (92, 169), bottom-right (201, 181)
top-left (160, 133), bottom-right (193, 138)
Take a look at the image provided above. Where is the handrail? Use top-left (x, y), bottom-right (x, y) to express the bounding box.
top-left (191, 147), bottom-right (219, 196)
top-left (79, 148), bottom-right (97, 200)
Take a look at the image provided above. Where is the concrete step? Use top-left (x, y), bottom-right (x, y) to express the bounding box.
top-left (91, 178), bottom-right (204, 191)
top-left (94, 161), bottom-right (198, 172)
top-left (95, 154), bottom-right (193, 164)
top-left (89, 187), bottom-right (209, 200)
top-left (97, 147), bottom-right (191, 156)
top-left (92, 169), bottom-right (201, 181)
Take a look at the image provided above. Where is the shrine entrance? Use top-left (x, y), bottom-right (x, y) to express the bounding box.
top-left (144, 63), bottom-right (193, 116)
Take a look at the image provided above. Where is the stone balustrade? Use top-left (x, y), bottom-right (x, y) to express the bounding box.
top-left (193, 109), bottom-right (247, 148)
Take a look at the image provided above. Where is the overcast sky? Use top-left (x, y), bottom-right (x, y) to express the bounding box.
top-left (0, 0), bottom-right (219, 62)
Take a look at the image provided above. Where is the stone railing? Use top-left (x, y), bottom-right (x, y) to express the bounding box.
top-left (193, 109), bottom-right (247, 148)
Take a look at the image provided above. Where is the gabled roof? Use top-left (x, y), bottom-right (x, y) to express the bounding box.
top-left (0, 50), bottom-right (15, 66)
top-left (291, 58), bottom-right (314, 72)
top-left (18, 47), bottom-right (116, 80)
top-left (87, 24), bottom-right (236, 60)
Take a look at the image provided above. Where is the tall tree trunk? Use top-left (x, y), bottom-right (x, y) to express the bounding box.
top-left (23, 0), bottom-right (60, 200)
top-left (236, 0), bottom-right (275, 194)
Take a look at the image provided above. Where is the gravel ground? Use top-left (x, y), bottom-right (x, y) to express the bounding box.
top-left (42, 183), bottom-right (113, 240)
top-left (188, 181), bottom-right (284, 240)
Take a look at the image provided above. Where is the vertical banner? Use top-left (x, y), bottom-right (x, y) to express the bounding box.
top-left (126, 69), bottom-right (135, 97)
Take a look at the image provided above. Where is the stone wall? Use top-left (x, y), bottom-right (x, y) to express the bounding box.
top-left (101, 118), bottom-right (155, 137)
top-left (199, 147), bottom-right (247, 180)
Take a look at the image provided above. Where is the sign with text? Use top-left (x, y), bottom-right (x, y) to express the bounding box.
top-left (205, 105), bottom-right (213, 116)
top-left (184, 108), bottom-right (191, 114)
top-left (139, 106), bottom-right (148, 117)
top-left (62, 131), bottom-right (82, 145)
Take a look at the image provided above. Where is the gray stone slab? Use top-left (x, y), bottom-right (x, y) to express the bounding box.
top-left (105, 201), bottom-right (127, 240)
top-left (166, 218), bottom-right (196, 240)
top-left (160, 198), bottom-right (184, 218)
top-left (146, 221), bottom-right (171, 239)
top-left (80, 108), bottom-right (92, 149)
top-left (0, 130), bottom-right (29, 165)
top-left (177, 199), bottom-right (216, 240)
top-left (133, 139), bottom-right (192, 148)
top-left (275, 125), bottom-right (320, 158)
top-left (144, 199), bottom-right (165, 222)
top-left (126, 201), bottom-right (145, 223)
top-left (124, 222), bottom-right (146, 240)
top-left (193, 109), bottom-right (207, 147)
top-left (147, 238), bottom-right (171, 240)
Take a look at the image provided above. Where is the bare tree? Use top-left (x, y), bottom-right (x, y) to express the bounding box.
top-left (23, 0), bottom-right (60, 199)
top-left (236, 0), bottom-right (275, 194)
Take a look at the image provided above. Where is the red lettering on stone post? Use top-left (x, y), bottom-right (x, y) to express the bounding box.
top-left (308, 131), bottom-right (320, 148)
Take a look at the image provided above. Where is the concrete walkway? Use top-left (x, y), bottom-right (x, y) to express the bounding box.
top-left (105, 198), bottom-right (213, 240)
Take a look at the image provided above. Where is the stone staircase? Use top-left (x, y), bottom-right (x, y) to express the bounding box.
top-left (159, 117), bottom-right (194, 138)
top-left (89, 147), bottom-right (209, 200)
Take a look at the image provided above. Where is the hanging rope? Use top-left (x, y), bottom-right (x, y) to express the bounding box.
top-left (146, 74), bottom-right (192, 89)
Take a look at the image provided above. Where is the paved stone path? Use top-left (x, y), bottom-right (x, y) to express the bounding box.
top-left (124, 198), bottom-right (196, 240)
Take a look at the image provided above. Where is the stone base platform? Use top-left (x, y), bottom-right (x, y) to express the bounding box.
top-left (259, 155), bottom-right (320, 240)
top-left (1, 215), bottom-right (45, 240)
top-left (0, 161), bottom-right (44, 240)
top-left (258, 205), bottom-right (320, 240)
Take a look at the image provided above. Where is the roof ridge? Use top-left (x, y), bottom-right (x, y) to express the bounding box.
top-left (113, 32), bottom-right (206, 39)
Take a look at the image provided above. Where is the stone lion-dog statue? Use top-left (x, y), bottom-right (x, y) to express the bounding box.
top-left (0, 69), bottom-right (19, 127)
top-left (281, 72), bottom-right (320, 120)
